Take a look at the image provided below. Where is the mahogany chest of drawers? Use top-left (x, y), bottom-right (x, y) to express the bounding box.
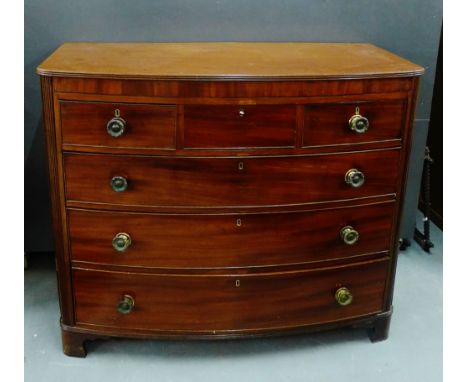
top-left (37, 43), bottom-right (423, 357)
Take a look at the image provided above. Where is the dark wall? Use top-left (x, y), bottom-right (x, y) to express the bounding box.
top-left (25, 0), bottom-right (443, 251)
top-left (423, 31), bottom-right (443, 229)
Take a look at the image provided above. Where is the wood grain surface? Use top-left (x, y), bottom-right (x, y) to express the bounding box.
top-left (54, 77), bottom-right (414, 98)
top-left (60, 101), bottom-right (176, 150)
top-left (68, 202), bottom-right (395, 269)
top-left (303, 100), bottom-right (407, 147)
top-left (37, 43), bottom-right (424, 79)
top-left (184, 104), bottom-right (296, 149)
top-left (73, 258), bottom-right (389, 331)
top-left (63, 149), bottom-right (401, 209)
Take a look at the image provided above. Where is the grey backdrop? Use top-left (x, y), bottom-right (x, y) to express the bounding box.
top-left (25, 0), bottom-right (443, 252)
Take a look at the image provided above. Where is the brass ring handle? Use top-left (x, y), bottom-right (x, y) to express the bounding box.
top-left (348, 107), bottom-right (369, 134)
top-left (239, 109), bottom-right (245, 117)
top-left (335, 287), bottom-right (353, 306)
top-left (117, 294), bottom-right (135, 314)
top-left (112, 232), bottom-right (132, 252)
top-left (107, 109), bottom-right (126, 137)
top-left (340, 226), bottom-right (359, 245)
top-left (110, 176), bottom-right (128, 192)
top-left (345, 168), bottom-right (365, 188)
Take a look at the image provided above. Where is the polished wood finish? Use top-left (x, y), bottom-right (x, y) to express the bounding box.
top-left (68, 202), bottom-right (395, 269)
top-left (64, 149), bottom-right (400, 208)
top-left (60, 101), bottom-right (176, 150)
top-left (54, 77), bottom-right (413, 98)
top-left (73, 258), bottom-right (388, 332)
top-left (38, 43), bottom-right (423, 356)
top-left (383, 77), bottom-right (420, 312)
top-left (303, 100), bottom-right (406, 147)
top-left (368, 308), bottom-right (393, 342)
top-left (61, 326), bottom-right (88, 357)
top-left (40, 76), bottom-right (74, 325)
top-left (184, 104), bottom-right (296, 149)
top-left (37, 43), bottom-right (423, 79)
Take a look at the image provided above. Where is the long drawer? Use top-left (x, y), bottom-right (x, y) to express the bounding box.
top-left (64, 149), bottom-right (400, 208)
top-left (73, 258), bottom-right (388, 332)
top-left (68, 202), bottom-right (395, 269)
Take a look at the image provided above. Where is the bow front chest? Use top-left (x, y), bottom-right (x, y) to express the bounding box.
top-left (37, 43), bottom-right (423, 357)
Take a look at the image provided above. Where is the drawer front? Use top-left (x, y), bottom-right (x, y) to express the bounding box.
top-left (184, 105), bottom-right (296, 148)
top-left (60, 101), bottom-right (176, 149)
top-left (64, 150), bottom-right (400, 208)
top-left (303, 100), bottom-right (406, 147)
top-left (74, 259), bottom-right (388, 331)
top-left (69, 203), bottom-right (395, 269)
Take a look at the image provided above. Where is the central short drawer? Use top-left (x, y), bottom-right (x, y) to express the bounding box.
top-left (63, 149), bottom-right (400, 208)
top-left (73, 258), bottom-right (388, 331)
top-left (68, 202), bottom-right (395, 269)
top-left (184, 104), bottom-right (296, 149)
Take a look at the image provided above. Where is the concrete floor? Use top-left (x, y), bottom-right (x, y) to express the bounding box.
top-left (24, 220), bottom-right (442, 382)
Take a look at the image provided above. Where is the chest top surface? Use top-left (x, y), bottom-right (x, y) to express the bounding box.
top-left (37, 42), bottom-right (424, 80)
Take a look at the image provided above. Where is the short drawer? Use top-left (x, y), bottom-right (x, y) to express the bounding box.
top-left (63, 149), bottom-right (400, 208)
top-left (303, 100), bottom-right (406, 147)
top-left (60, 101), bottom-right (176, 149)
top-left (68, 202), bottom-right (395, 269)
top-left (184, 105), bottom-right (296, 148)
top-left (73, 259), bottom-right (388, 331)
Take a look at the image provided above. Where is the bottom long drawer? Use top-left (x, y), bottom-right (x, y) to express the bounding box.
top-left (73, 258), bottom-right (388, 332)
